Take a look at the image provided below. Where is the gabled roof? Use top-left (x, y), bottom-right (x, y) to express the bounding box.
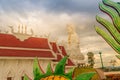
top-left (53, 54), bottom-right (63, 62)
top-left (50, 42), bottom-right (63, 62)
top-left (0, 33), bottom-right (56, 59)
top-left (59, 46), bottom-right (67, 56)
top-left (59, 46), bottom-right (75, 67)
top-left (0, 33), bottom-right (75, 65)
top-left (0, 49), bottom-right (55, 58)
top-left (0, 34), bottom-right (50, 49)
top-left (66, 58), bottom-right (75, 67)
top-left (50, 42), bottom-right (60, 53)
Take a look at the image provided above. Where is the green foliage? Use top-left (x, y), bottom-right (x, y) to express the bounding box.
top-left (24, 56), bottom-right (74, 80)
top-left (116, 55), bottom-right (120, 59)
top-left (54, 56), bottom-right (68, 75)
top-left (46, 63), bottom-right (52, 75)
top-left (33, 58), bottom-right (43, 80)
top-left (73, 67), bottom-right (95, 78)
top-left (95, 0), bottom-right (120, 55)
top-left (65, 68), bottom-right (74, 79)
top-left (24, 75), bottom-right (29, 80)
top-left (75, 72), bottom-right (95, 80)
top-left (24, 56), bottom-right (98, 80)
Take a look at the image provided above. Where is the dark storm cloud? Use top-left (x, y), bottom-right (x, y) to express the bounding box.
top-left (39, 0), bottom-right (101, 14)
top-left (0, 0), bottom-right (101, 14)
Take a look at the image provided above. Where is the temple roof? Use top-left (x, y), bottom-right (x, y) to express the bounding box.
top-left (50, 43), bottom-right (75, 67)
top-left (0, 33), bottom-right (55, 59)
top-left (50, 42), bottom-right (60, 53)
top-left (0, 33), bottom-right (75, 66)
top-left (59, 46), bottom-right (67, 56)
top-left (50, 42), bottom-right (63, 62)
top-left (53, 54), bottom-right (63, 62)
top-left (0, 49), bottom-right (55, 58)
top-left (0, 33), bottom-right (50, 49)
top-left (59, 46), bottom-right (75, 67)
top-left (66, 58), bottom-right (75, 67)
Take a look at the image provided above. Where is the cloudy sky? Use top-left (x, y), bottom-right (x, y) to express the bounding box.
top-left (0, 0), bottom-right (120, 67)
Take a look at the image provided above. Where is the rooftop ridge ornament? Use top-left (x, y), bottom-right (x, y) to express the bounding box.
top-left (43, 32), bottom-right (51, 39)
top-left (94, 0), bottom-right (120, 59)
top-left (9, 25), bottom-right (34, 41)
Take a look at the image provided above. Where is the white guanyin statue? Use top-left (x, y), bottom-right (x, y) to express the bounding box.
top-left (66, 23), bottom-right (84, 64)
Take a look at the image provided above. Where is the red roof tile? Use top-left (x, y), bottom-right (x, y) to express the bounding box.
top-left (50, 42), bottom-right (62, 61)
top-left (0, 49), bottom-right (55, 58)
top-left (59, 46), bottom-right (75, 66)
top-left (53, 54), bottom-right (63, 62)
top-left (66, 58), bottom-right (75, 66)
top-left (50, 42), bottom-right (60, 53)
top-left (0, 33), bottom-right (56, 58)
top-left (59, 46), bottom-right (67, 56)
top-left (0, 33), bottom-right (50, 49)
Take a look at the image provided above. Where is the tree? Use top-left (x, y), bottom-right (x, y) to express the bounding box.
top-left (110, 59), bottom-right (116, 68)
top-left (87, 52), bottom-right (95, 68)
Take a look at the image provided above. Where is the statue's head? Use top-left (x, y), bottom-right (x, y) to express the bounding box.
top-left (67, 23), bottom-right (75, 34)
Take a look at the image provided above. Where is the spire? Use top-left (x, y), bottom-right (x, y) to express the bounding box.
top-left (30, 29), bottom-right (34, 35)
top-left (25, 25), bottom-right (27, 34)
top-left (18, 25), bottom-right (20, 33)
top-left (9, 26), bottom-right (14, 34)
top-left (21, 24), bottom-right (24, 34)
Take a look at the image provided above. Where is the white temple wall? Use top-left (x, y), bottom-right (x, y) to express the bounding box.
top-left (38, 60), bottom-right (52, 72)
top-left (0, 59), bottom-right (52, 80)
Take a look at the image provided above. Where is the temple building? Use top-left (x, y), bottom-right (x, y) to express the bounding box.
top-left (0, 25), bottom-right (75, 80)
top-left (50, 42), bottom-right (75, 71)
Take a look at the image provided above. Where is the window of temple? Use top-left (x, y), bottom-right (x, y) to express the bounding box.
top-left (7, 77), bottom-right (12, 80)
top-left (7, 70), bottom-right (14, 80)
top-left (21, 76), bottom-right (24, 80)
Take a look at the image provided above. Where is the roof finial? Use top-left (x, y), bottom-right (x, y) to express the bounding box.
top-left (25, 25), bottom-right (27, 34)
top-left (21, 24), bottom-right (24, 34)
top-left (54, 37), bottom-right (58, 43)
top-left (18, 24), bottom-right (20, 33)
top-left (30, 29), bottom-right (34, 35)
top-left (9, 25), bottom-right (14, 34)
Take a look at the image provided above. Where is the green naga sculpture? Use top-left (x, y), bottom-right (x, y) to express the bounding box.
top-left (95, 0), bottom-right (120, 59)
top-left (24, 56), bottom-right (95, 80)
